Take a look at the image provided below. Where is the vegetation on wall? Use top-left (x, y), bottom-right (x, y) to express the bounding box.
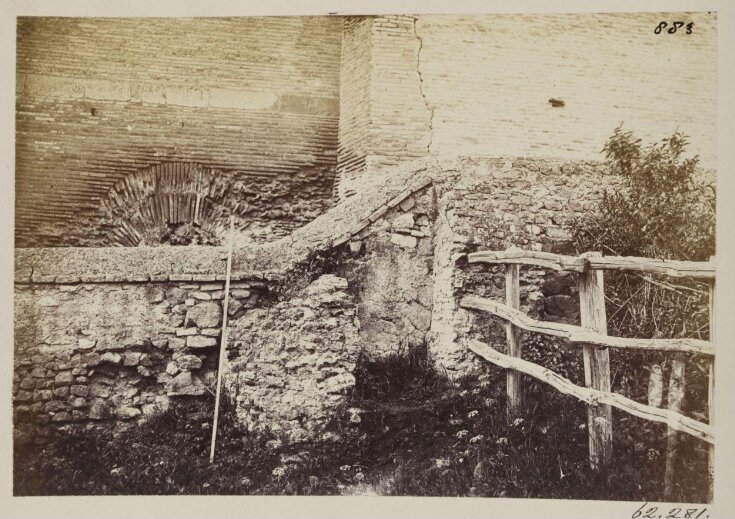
top-left (573, 126), bottom-right (714, 262)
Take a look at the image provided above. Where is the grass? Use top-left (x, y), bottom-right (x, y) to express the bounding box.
top-left (13, 343), bottom-right (710, 500)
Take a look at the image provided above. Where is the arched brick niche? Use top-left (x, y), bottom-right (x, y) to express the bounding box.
top-left (102, 163), bottom-right (251, 246)
top-left (19, 161), bottom-right (336, 248)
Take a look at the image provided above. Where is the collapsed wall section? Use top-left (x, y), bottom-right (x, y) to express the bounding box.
top-left (330, 186), bottom-right (436, 358)
top-left (13, 159), bottom-right (437, 445)
top-left (221, 177), bottom-right (438, 442)
top-left (224, 275), bottom-right (361, 443)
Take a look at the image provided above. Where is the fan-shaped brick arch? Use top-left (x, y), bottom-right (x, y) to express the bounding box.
top-left (102, 163), bottom-right (255, 246)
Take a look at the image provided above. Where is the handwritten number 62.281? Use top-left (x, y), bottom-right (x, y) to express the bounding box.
top-left (632, 503), bottom-right (709, 518)
top-left (654, 21), bottom-right (694, 34)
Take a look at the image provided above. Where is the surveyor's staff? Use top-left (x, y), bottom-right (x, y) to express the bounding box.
top-left (209, 216), bottom-right (235, 463)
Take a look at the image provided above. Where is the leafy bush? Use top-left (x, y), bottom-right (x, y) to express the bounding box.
top-left (570, 127), bottom-right (714, 415)
top-left (574, 126), bottom-right (714, 261)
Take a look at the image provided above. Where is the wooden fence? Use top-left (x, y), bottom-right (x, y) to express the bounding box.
top-left (459, 249), bottom-right (715, 499)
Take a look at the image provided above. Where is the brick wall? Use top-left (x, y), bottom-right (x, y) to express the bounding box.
top-left (19, 14), bottom-right (716, 239)
top-left (418, 12), bottom-right (716, 164)
top-left (336, 13), bottom-right (717, 196)
top-left (16, 17), bottom-right (342, 246)
top-left (367, 15), bottom-right (430, 174)
top-left (335, 17), bottom-right (373, 199)
top-left (336, 15), bottom-right (432, 198)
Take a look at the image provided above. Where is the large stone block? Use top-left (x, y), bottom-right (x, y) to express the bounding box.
top-left (390, 233), bottom-right (418, 248)
top-left (76, 338), bottom-right (96, 351)
top-left (123, 352), bottom-right (142, 367)
top-left (70, 385), bottom-right (88, 397)
top-left (176, 355), bottom-right (203, 371)
top-left (185, 302), bottom-right (222, 328)
top-left (186, 336), bottom-right (218, 349)
top-left (392, 212), bottom-right (415, 232)
top-left (100, 352), bottom-right (122, 365)
top-left (88, 399), bottom-right (111, 420)
top-left (80, 352), bottom-right (101, 367)
top-left (117, 407), bottom-right (142, 419)
top-left (166, 372), bottom-right (206, 397)
top-left (54, 371), bottom-right (74, 386)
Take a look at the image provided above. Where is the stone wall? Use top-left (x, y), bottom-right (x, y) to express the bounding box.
top-left (224, 275), bottom-right (360, 443)
top-left (335, 13), bottom-right (717, 196)
top-left (16, 17), bottom-right (341, 246)
top-left (20, 155), bottom-right (710, 444)
top-left (13, 277), bottom-right (264, 445)
top-left (428, 158), bottom-right (623, 375)
top-left (13, 161), bottom-right (438, 444)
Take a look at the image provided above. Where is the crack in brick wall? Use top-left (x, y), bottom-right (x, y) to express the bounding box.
top-left (335, 13), bottom-right (717, 201)
top-left (413, 16), bottom-right (434, 156)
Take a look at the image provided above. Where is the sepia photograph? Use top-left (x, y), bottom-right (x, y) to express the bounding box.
top-left (3, 1), bottom-right (734, 517)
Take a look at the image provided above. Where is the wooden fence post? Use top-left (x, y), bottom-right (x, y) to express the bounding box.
top-left (707, 276), bottom-right (715, 502)
top-left (647, 364), bottom-right (663, 408)
top-left (579, 251), bottom-right (613, 470)
top-left (506, 263), bottom-right (522, 420)
top-left (665, 357), bottom-right (686, 500)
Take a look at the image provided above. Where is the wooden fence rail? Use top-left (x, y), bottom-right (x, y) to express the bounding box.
top-left (461, 249), bottom-right (715, 498)
top-left (460, 296), bottom-right (714, 356)
top-left (466, 339), bottom-right (714, 444)
top-left (467, 250), bottom-right (716, 279)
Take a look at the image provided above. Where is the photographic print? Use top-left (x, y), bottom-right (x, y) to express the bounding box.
top-left (6, 4), bottom-right (729, 517)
